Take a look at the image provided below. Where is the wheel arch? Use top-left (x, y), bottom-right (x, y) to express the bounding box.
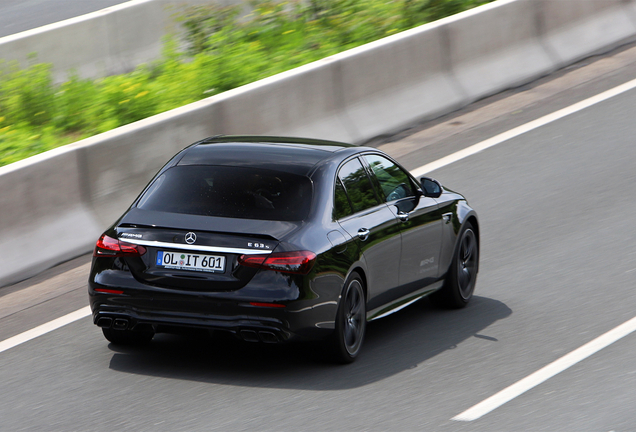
top-left (439, 204), bottom-right (479, 279)
top-left (462, 215), bottom-right (480, 274)
top-left (345, 266), bottom-right (368, 303)
top-left (430, 211), bottom-right (480, 308)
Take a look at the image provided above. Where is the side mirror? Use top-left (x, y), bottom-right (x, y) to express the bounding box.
top-left (420, 177), bottom-right (442, 198)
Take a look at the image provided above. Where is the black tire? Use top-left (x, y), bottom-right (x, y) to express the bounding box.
top-left (431, 222), bottom-right (479, 309)
top-left (102, 327), bottom-right (154, 346)
top-left (330, 272), bottom-right (366, 364)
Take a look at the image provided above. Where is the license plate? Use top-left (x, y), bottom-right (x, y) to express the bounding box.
top-left (156, 250), bottom-right (225, 273)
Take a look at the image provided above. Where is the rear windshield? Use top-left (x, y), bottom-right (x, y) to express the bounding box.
top-left (137, 166), bottom-right (313, 221)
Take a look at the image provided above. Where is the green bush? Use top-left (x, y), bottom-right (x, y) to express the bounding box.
top-left (0, 0), bottom-right (492, 167)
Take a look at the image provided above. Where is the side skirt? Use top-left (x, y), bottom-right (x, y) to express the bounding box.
top-left (367, 280), bottom-right (444, 321)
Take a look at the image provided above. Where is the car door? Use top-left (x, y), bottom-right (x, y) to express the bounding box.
top-left (335, 157), bottom-right (402, 311)
top-left (361, 154), bottom-right (443, 293)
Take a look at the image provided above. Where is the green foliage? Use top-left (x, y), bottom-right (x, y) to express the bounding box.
top-left (0, 0), bottom-right (492, 167)
top-left (0, 60), bottom-right (55, 127)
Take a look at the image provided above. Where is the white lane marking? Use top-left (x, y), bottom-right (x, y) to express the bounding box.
top-left (411, 77), bottom-right (636, 178)
top-left (0, 306), bottom-right (91, 354)
top-left (453, 315), bottom-right (636, 421)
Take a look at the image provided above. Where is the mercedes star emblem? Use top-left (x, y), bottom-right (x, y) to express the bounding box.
top-left (185, 232), bottom-right (197, 244)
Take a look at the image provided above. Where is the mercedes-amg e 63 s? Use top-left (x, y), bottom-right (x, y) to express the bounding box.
top-left (89, 136), bottom-right (479, 363)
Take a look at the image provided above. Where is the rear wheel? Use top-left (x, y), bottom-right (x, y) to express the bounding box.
top-left (330, 272), bottom-right (366, 363)
top-left (431, 222), bottom-right (478, 309)
top-left (102, 327), bottom-right (154, 346)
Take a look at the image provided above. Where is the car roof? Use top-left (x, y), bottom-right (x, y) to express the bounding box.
top-left (177, 136), bottom-right (356, 176)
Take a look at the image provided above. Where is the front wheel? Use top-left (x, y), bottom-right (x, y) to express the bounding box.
top-left (431, 222), bottom-right (479, 309)
top-left (330, 272), bottom-right (366, 363)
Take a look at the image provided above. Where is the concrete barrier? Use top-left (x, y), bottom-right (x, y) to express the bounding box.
top-left (0, 8), bottom-right (113, 81)
top-left (0, 0), bottom-right (236, 83)
top-left (0, 148), bottom-right (102, 287)
top-left (446, 0), bottom-right (557, 102)
top-left (3, 0), bottom-right (636, 287)
top-left (213, 59), bottom-right (358, 143)
top-left (540, 0), bottom-right (636, 68)
top-left (337, 22), bottom-right (468, 143)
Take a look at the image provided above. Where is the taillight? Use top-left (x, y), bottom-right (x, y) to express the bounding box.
top-left (238, 251), bottom-right (316, 275)
top-left (94, 234), bottom-right (147, 257)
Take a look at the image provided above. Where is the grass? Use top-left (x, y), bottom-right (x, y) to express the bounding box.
top-left (0, 0), bottom-right (492, 167)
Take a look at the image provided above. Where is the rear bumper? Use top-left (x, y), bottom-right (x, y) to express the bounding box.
top-left (89, 288), bottom-right (337, 343)
top-left (88, 261), bottom-right (343, 342)
top-left (91, 301), bottom-right (294, 343)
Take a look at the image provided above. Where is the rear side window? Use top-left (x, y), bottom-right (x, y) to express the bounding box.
top-left (137, 166), bottom-right (312, 221)
top-left (338, 158), bottom-right (380, 214)
top-left (333, 178), bottom-right (353, 220)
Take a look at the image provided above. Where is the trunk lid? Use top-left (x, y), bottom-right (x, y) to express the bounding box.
top-left (117, 209), bottom-right (302, 291)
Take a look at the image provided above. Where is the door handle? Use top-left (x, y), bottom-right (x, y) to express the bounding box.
top-left (398, 212), bottom-right (409, 222)
top-left (357, 228), bottom-right (370, 241)
top-left (442, 212), bottom-right (452, 224)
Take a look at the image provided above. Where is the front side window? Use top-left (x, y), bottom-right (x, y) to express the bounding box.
top-left (337, 158), bottom-right (380, 214)
top-left (363, 154), bottom-right (414, 202)
top-left (137, 165), bottom-right (312, 221)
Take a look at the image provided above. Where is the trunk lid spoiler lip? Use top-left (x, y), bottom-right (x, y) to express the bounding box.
top-left (118, 208), bottom-right (304, 240)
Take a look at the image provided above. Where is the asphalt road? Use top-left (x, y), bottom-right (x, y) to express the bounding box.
top-left (0, 0), bottom-right (130, 38)
top-left (2, 43), bottom-right (636, 431)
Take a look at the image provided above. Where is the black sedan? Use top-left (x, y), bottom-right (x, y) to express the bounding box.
top-left (88, 136), bottom-right (479, 363)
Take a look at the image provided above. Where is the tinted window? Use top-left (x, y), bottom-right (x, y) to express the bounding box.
top-left (338, 158), bottom-right (379, 213)
top-left (364, 154), bottom-right (414, 202)
top-left (333, 178), bottom-right (353, 220)
top-left (137, 166), bottom-right (312, 221)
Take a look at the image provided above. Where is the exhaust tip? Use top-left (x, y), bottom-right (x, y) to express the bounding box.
top-left (96, 317), bottom-right (113, 328)
top-left (239, 330), bottom-right (259, 343)
top-left (113, 318), bottom-right (129, 330)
